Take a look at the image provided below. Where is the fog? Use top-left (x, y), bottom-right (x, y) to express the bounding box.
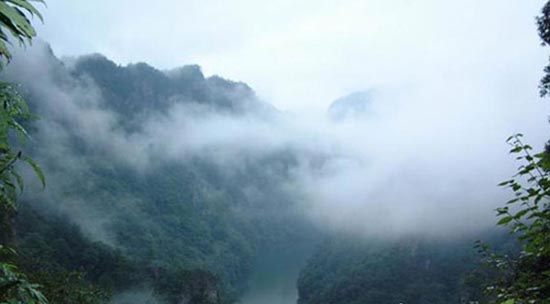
top-left (3, 40), bottom-right (549, 243)
top-left (1, 2), bottom-right (547, 303)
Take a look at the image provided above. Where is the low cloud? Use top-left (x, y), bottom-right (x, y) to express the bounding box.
top-left (3, 42), bottom-right (549, 241)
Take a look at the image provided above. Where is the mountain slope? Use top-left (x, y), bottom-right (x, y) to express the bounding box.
top-left (2, 43), bottom-right (316, 303)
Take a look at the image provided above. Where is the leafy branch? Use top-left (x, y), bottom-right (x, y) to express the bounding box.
top-left (480, 134), bottom-right (550, 304)
top-left (0, 82), bottom-right (44, 212)
top-left (0, 0), bottom-right (44, 63)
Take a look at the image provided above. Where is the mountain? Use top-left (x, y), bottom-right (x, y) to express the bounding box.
top-left (296, 232), bottom-right (517, 304)
top-left (2, 43), bottom-right (317, 303)
top-left (70, 54), bottom-right (277, 131)
top-left (1, 44), bottom-right (515, 304)
top-left (327, 90), bottom-right (375, 121)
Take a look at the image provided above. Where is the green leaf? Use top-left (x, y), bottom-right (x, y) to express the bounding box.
top-left (0, 39), bottom-right (10, 61)
top-left (5, 0), bottom-right (43, 21)
top-left (8, 119), bottom-right (29, 143)
top-left (506, 198), bottom-right (520, 205)
top-left (498, 180), bottom-right (513, 186)
top-left (514, 208), bottom-right (530, 219)
top-left (0, 190), bottom-right (15, 210)
top-left (0, 3), bottom-right (35, 38)
top-left (22, 155), bottom-right (44, 188)
top-left (497, 216), bottom-right (513, 225)
top-left (10, 170), bottom-right (23, 194)
top-left (496, 207), bottom-right (509, 214)
top-left (510, 146), bottom-right (523, 153)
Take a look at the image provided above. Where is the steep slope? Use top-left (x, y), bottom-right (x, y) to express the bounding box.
top-left (2, 44), bottom-right (517, 304)
top-left (2, 44), bottom-right (317, 303)
top-left (296, 233), bottom-right (518, 304)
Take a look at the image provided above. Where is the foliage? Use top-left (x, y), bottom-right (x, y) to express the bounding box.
top-left (478, 134), bottom-right (550, 304)
top-left (482, 2), bottom-right (550, 303)
top-left (0, 1), bottom-right (47, 303)
top-left (36, 272), bottom-right (107, 304)
top-left (0, 51), bottom-right (314, 303)
top-left (538, 1), bottom-right (550, 97)
top-left (0, 0), bottom-right (43, 63)
top-left (154, 268), bottom-right (221, 304)
top-left (0, 81), bottom-right (45, 304)
top-left (296, 235), bottom-right (510, 304)
top-left (6, 51), bottom-right (313, 302)
top-left (69, 55), bottom-right (268, 132)
top-left (497, 135), bottom-right (550, 258)
top-left (14, 205), bottom-right (141, 303)
top-left (0, 75), bottom-right (46, 304)
top-left (0, 82), bottom-right (44, 214)
top-left (0, 245), bottom-right (47, 304)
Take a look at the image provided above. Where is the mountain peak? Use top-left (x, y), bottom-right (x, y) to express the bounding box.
top-left (327, 90), bottom-right (375, 121)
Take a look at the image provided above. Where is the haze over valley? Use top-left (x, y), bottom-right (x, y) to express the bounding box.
top-left (0, 1), bottom-right (549, 304)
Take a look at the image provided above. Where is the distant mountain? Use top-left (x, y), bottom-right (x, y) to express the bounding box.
top-left (71, 54), bottom-right (278, 131)
top-left (1, 44), bottom-right (516, 304)
top-left (327, 90), bottom-right (374, 121)
top-left (2, 43), bottom-right (315, 303)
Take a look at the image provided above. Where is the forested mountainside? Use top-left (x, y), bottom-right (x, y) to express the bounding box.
top-left (0, 44), bottom-right (518, 304)
top-left (297, 233), bottom-right (518, 304)
top-left (69, 53), bottom-right (277, 130)
top-left (3, 44), bottom-right (318, 303)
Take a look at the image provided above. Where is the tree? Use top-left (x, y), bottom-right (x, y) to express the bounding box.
top-left (0, 1), bottom-right (47, 303)
top-left (478, 135), bottom-right (550, 304)
top-left (538, 1), bottom-right (550, 97)
top-left (0, 0), bottom-right (43, 63)
top-left (0, 0), bottom-right (45, 241)
top-left (476, 3), bottom-right (550, 303)
top-left (0, 0), bottom-right (45, 231)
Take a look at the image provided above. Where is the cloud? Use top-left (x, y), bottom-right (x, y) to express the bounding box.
top-left (3, 39), bottom-right (550, 242)
top-left (35, 0), bottom-right (548, 112)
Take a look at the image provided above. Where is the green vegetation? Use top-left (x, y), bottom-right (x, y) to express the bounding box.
top-left (0, 1), bottom-right (49, 303)
top-left (0, 1), bottom-right (547, 304)
top-left (538, 1), bottom-right (550, 97)
top-left (0, 49), bottom-right (316, 303)
top-left (296, 233), bottom-right (518, 304)
top-left (0, 0), bottom-right (43, 62)
top-left (476, 138), bottom-right (550, 304)
top-left (471, 3), bottom-right (550, 303)
top-left (298, 3), bottom-right (550, 304)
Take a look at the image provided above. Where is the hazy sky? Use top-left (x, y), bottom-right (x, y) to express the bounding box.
top-left (7, 0), bottom-right (550, 238)
top-left (36, 0), bottom-right (548, 112)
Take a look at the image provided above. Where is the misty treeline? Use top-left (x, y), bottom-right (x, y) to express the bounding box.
top-left (0, 1), bottom-right (549, 304)
top-left (1, 43), bottom-right (316, 303)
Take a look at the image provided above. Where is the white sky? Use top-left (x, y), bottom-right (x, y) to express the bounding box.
top-left (14, 0), bottom-right (550, 237)
top-left (36, 0), bottom-right (548, 112)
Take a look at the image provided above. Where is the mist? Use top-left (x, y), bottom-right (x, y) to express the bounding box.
top-left (0, 1), bottom-right (546, 303)
top-left (2, 41), bottom-right (548, 243)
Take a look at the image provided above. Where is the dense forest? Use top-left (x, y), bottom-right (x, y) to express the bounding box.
top-left (0, 1), bottom-right (549, 304)
top-left (2, 45), bottom-right (322, 303)
top-left (296, 232), bottom-right (520, 304)
top-left (0, 45), bottom-right (521, 304)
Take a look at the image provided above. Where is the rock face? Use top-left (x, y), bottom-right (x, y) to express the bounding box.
top-left (177, 270), bottom-right (220, 304)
